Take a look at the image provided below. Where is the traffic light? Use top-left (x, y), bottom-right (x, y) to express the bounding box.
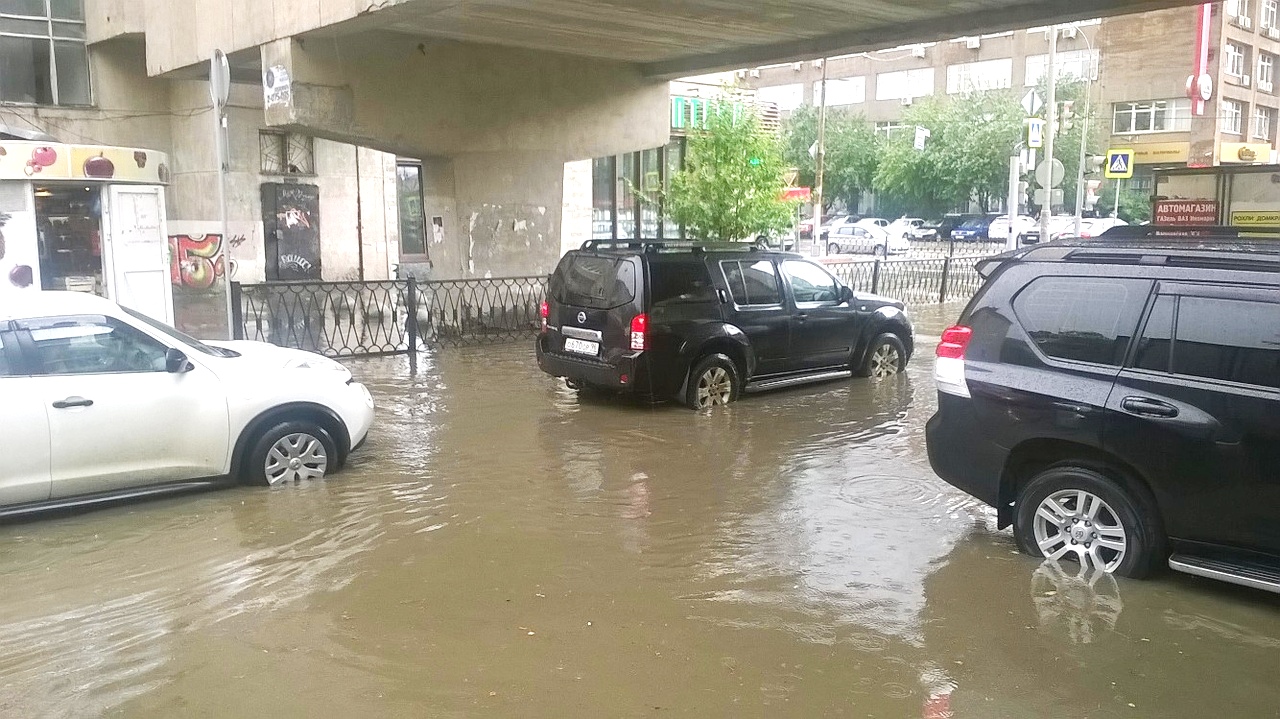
top-left (1060, 101), bottom-right (1076, 131)
top-left (1085, 155), bottom-right (1106, 175)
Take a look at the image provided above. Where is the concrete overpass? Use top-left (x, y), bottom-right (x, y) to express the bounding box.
top-left (99, 0), bottom-right (1206, 278)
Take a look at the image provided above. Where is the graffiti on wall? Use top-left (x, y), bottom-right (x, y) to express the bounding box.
top-left (169, 233), bottom-right (246, 291)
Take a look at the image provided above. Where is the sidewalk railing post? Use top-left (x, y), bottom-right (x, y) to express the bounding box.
top-left (939, 257), bottom-right (952, 303)
top-left (871, 259), bottom-right (882, 295)
top-left (407, 277), bottom-right (419, 374)
top-left (229, 281), bottom-right (244, 340)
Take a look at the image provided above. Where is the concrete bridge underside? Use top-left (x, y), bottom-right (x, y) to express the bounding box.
top-left (117, 0), bottom-right (1206, 278)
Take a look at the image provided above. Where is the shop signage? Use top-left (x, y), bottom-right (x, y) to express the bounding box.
top-left (1132, 142), bottom-right (1191, 164)
top-left (1219, 141), bottom-right (1274, 164)
top-left (781, 187), bottom-right (811, 201)
top-left (1230, 209), bottom-right (1280, 226)
top-left (1153, 199), bottom-right (1218, 225)
top-left (0, 142), bottom-right (169, 184)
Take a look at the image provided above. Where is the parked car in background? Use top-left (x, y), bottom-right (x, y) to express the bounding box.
top-left (856, 218), bottom-right (891, 233)
top-left (913, 214), bottom-right (973, 242)
top-left (827, 224), bottom-right (910, 256)
top-left (798, 214), bottom-right (842, 239)
top-left (0, 292), bottom-right (375, 518)
top-left (1080, 217), bottom-right (1129, 238)
top-left (537, 241), bottom-right (914, 410)
top-left (886, 217), bottom-right (926, 239)
top-left (926, 230), bottom-right (1280, 591)
top-left (987, 215), bottom-right (1036, 242)
top-left (950, 214), bottom-right (1002, 242)
top-left (1018, 215), bottom-right (1076, 245)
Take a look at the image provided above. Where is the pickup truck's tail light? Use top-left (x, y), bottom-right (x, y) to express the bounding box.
top-left (629, 313), bottom-right (648, 351)
top-left (935, 325), bottom-right (972, 398)
top-left (539, 301), bottom-right (549, 333)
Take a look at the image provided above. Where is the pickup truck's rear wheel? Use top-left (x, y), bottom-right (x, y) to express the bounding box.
top-left (685, 354), bottom-right (741, 410)
top-left (856, 333), bottom-right (906, 378)
top-left (245, 421), bottom-right (337, 486)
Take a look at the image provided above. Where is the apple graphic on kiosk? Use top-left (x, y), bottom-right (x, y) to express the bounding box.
top-left (9, 264), bottom-right (33, 288)
top-left (31, 146), bottom-right (57, 167)
top-left (84, 154), bottom-right (115, 179)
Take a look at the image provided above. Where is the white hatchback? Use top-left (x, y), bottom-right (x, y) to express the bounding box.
top-left (0, 292), bottom-right (374, 517)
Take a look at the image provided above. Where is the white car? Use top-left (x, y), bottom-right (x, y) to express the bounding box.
top-left (885, 218), bottom-right (925, 239)
top-left (1080, 217), bottom-right (1129, 238)
top-left (0, 292), bottom-right (374, 517)
top-left (987, 215), bottom-right (1036, 241)
top-left (827, 224), bottom-right (910, 256)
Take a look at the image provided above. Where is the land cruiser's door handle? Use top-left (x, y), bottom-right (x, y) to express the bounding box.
top-left (1121, 396), bottom-right (1179, 418)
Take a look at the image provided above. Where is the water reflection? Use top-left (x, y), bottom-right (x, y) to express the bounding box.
top-left (1030, 560), bottom-right (1124, 645)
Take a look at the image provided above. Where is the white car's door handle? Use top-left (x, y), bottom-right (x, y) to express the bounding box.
top-left (52, 396), bottom-right (94, 409)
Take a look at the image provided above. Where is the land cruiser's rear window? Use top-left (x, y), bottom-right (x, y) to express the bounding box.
top-left (551, 255), bottom-right (637, 310)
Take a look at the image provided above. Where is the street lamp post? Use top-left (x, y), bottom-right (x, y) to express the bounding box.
top-left (814, 58), bottom-right (829, 256)
top-left (1070, 24), bottom-right (1098, 237)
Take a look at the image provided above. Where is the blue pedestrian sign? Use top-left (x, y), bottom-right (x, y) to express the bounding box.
top-left (1105, 149), bottom-right (1135, 179)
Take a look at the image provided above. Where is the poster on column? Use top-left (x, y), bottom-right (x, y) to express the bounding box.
top-left (167, 221), bottom-right (265, 291)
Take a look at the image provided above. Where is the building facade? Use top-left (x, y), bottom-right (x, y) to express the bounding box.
top-left (740, 3), bottom-right (1280, 201)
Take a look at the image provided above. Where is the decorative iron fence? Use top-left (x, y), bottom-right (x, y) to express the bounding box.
top-left (824, 254), bottom-right (993, 306)
top-left (231, 256), bottom-right (994, 359)
top-left (416, 275), bottom-right (548, 347)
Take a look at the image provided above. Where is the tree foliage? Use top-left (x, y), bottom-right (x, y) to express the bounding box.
top-left (874, 90), bottom-right (1025, 216)
top-left (666, 99), bottom-right (796, 242)
top-left (781, 104), bottom-right (880, 212)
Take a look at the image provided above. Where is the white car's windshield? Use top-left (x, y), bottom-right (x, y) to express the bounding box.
top-left (122, 307), bottom-right (241, 358)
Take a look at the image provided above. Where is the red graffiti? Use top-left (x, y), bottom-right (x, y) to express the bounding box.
top-left (170, 234), bottom-right (228, 290)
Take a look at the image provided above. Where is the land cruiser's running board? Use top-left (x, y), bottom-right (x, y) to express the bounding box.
top-left (1168, 554), bottom-right (1280, 594)
top-left (745, 370), bottom-right (852, 393)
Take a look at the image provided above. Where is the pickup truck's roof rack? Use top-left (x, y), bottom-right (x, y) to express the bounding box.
top-left (579, 239), bottom-right (777, 254)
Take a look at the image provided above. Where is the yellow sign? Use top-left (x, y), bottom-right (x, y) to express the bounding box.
top-left (1132, 142), bottom-right (1190, 164)
top-left (1231, 210), bottom-right (1280, 226)
top-left (1219, 141), bottom-right (1273, 164)
top-left (1104, 149), bottom-right (1135, 179)
top-left (0, 141), bottom-right (169, 183)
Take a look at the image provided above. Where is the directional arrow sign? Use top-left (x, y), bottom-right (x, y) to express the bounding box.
top-left (1021, 89), bottom-right (1044, 116)
top-left (1105, 149), bottom-right (1135, 179)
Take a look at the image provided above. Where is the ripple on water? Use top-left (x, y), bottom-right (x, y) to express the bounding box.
top-left (836, 474), bottom-right (949, 515)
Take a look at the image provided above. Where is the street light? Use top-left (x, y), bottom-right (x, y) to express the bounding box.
top-left (1067, 23), bottom-right (1099, 237)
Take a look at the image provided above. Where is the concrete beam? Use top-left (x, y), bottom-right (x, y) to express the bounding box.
top-left (260, 34), bottom-right (669, 162)
top-left (640, 0), bottom-right (1206, 79)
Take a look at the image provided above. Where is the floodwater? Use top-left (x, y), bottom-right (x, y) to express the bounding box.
top-left (3, 305), bottom-right (1279, 718)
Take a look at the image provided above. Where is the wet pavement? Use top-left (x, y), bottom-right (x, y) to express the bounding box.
top-left (3, 305), bottom-right (1279, 718)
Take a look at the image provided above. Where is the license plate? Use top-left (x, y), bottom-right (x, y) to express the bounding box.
top-left (563, 338), bottom-right (600, 356)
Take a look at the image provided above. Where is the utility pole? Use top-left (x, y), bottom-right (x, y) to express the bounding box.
top-left (1073, 110), bottom-right (1090, 237)
top-left (1039, 27), bottom-right (1058, 241)
top-left (814, 58), bottom-right (829, 255)
top-left (1006, 154), bottom-right (1021, 252)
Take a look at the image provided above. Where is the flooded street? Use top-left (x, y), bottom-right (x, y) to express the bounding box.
top-left (2, 305), bottom-right (1278, 718)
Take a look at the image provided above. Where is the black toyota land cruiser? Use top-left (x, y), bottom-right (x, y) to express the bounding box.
top-left (926, 227), bottom-right (1280, 592)
top-left (536, 241), bottom-right (914, 410)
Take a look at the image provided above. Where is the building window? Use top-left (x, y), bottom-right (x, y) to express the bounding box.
top-left (1225, 43), bottom-right (1246, 78)
top-left (1227, 0), bottom-right (1253, 18)
top-left (1222, 99), bottom-right (1244, 134)
top-left (875, 121), bottom-right (908, 137)
top-left (0, 0), bottom-right (90, 106)
top-left (1112, 99), bottom-right (1192, 134)
top-left (755, 83), bottom-right (804, 112)
top-left (1259, 53), bottom-right (1275, 92)
top-left (875, 68), bottom-right (935, 101)
top-left (946, 58), bottom-right (1013, 94)
top-left (1253, 105), bottom-right (1274, 140)
top-left (1024, 49), bottom-right (1099, 86)
top-left (259, 131), bottom-right (316, 175)
top-left (396, 162), bottom-right (428, 259)
top-left (814, 77), bottom-right (865, 106)
top-left (1264, 0), bottom-right (1279, 28)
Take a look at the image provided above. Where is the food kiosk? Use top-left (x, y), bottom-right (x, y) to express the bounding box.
top-left (0, 141), bottom-right (173, 324)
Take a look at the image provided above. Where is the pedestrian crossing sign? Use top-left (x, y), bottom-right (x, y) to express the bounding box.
top-left (1105, 149), bottom-right (1135, 179)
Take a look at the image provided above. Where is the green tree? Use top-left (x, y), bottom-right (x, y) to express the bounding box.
top-left (666, 99), bottom-right (796, 241)
top-left (781, 105), bottom-right (881, 212)
top-left (873, 90), bottom-right (1024, 217)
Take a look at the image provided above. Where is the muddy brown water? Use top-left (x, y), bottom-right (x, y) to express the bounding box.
top-left (2, 305), bottom-right (1278, 718)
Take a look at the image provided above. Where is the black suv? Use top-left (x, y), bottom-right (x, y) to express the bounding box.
top-left (926, 229), bottom-right (1280, 592)
top-left (537, 241), bottom-right (914, 410)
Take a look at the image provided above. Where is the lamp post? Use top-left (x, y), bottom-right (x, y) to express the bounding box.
top-left (1069, 23), bottom-right (1099, 237)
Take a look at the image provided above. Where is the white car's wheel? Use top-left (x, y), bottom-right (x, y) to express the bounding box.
top-left (245, 420), bottom-right (337, 486)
